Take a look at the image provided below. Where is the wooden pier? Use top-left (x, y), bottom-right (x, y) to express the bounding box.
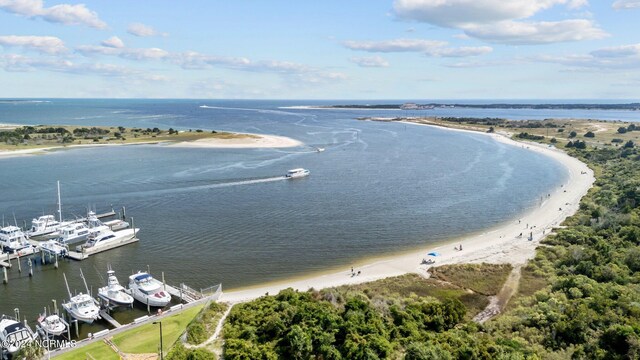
top-left (67, 236), bottom-right (139, 261)
top-left (99, 310), bottom-right (123, 328)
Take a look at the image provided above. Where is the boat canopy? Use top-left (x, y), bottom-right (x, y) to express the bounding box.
top-left (134, 273), bottom-right (152, 282)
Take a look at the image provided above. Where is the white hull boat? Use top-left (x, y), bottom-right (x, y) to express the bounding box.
top-left (98, 269), bottom-right (134, 307)
top-left (75, 226), bottom-right (138, 252)
top-left (285, 168), bottom-right (310, 179)
top-left (28, 215), bottom-right (69, 238)
top-left (0, 315), bottom-right (37, 355)
top-left (128, 272), bottom-right (171, 307)
top-left (37, 310), bottom-right (66, 337)
top-left (39, 240), bottom-right (69, 257)
top-left (53, 221), bottom-right (93, 245)
top-left (0, 225), bottom-right (36, 255)
top-left (62, 272), bottom-right (101, 324)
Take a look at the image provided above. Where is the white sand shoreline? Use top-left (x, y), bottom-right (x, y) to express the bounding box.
top-left (221, 122), bottom-right (594, 303)
top-left (170, 133), bottom-right (303, 149)
top-left (0, 133), bottom-right (303, 159)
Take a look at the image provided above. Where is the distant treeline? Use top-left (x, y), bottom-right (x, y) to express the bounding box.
top-left (328, 103), bottom-right (640, 110)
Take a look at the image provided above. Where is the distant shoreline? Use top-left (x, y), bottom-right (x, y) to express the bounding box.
top-left (284, 103), bottom-right (640, 111)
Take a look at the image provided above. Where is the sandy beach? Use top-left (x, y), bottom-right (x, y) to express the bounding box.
top-left (171, 133), bottom-right (302, 149)
top-left (221, 123), bottom-right (594, 303)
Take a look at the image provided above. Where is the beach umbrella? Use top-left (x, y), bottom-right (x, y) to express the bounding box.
top-left (427, 252), bottom-right (440, 257)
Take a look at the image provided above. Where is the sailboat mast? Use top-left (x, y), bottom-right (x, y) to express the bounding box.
top-left (80, 268), bottom-right (90, 295)
top-left (57, 181), bottom-right (62, 223)
top-left (63, 273), bottom-right (72, 299)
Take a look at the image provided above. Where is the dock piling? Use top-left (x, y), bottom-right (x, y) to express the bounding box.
top-left (28, 258), bottom-right (33, 277)
top-left (3, 267), bottom-right (7, 284)
top-left (6, 253), bottom-right (11, 268)
top-left (52, 299), bottom-right (58, 315)
top-left (17, 254), bottom-right (21, 273)
top-left (54, 254), bottom-right (59, 269)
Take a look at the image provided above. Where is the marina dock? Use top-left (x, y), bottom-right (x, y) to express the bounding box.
top-left (99, 310), bottom-right (123, 328)
top-left (67, 236), bottom-right (139, 261)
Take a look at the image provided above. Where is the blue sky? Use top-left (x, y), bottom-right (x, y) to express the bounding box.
top-left (1, 0), bottom-right (639, 99)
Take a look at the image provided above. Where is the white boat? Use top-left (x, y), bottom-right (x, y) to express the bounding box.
top-left (38, 239), bottom-right (69, 257)
top-left (28, 215), bottom-right (69, 238)
top-left (0, 225), bottom-right (36, 255)
top-left (53, 221), bottom-right (93, 245)
top-left (87, 211), bottom-right (129, 231)
top-left (128, 272), bottom-right (171, 307)
top-left (76, 226), bottom-right (138, 252)
top-left (285, 168), bottom-right (310, 179)
top-left (98, 269), bottom-right (134, 307)
top-left (28, 181), bottom-right (69, 237)
top-left (37, 309), bottom-right (66, 337)
top-left (61, 272), bottom-right (101, 324)
top-left (0, 314), bottom-right (37, 356)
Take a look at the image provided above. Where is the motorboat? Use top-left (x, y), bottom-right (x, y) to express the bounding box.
top-left (285, 168), bottom-right (310, 179)
top-left (75, 226), bottom-right (137, 252)
top-left (61, 272), bottom-right (101, 324)
top-left (36, 309), bottom-right (67, 337)
top-left (0, 225), bottom-right (36, 255)
top-left (98, 269), bottom-right (134, 307)
top-left (128, 272), bottom-right (171, 307)
top-left (28, 181), bottom-right (69, 237)
top-left (38, 239), bottom-right (69, 257)
top-left (53, 221), bottom-right (93, 245)
top-left (28, 215), bottom-right (68, 238)
top-left (0, 314), bottom-right (37, 356)
top-left (87, 211), bottom-right (129, 231)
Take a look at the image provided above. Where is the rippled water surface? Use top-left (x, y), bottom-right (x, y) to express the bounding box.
top-left (0, 99), bottom-right (569, 331)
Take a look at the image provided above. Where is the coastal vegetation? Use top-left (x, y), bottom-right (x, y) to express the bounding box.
top-left (0, 125), bottom-right (249, 151)
top-left (209, 117), bottom-right (640, 359)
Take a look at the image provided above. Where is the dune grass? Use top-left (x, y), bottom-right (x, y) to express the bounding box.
top-left (429, 263), bottom-right (513, 296)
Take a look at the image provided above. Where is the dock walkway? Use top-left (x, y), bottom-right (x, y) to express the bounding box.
top-left (99, 310), bottom-right (123, 328)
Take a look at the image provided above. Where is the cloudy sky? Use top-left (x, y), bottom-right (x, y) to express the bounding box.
top-left (1, 0), bottom-right (639, 99)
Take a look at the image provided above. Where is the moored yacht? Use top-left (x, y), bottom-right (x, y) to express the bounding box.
top-left (128, 272), bottom-right (171, 307)
top-left (53, 221), bottom-right (93, 245)
top-left (28, 215), bottom-right (68, 238)
top-left (75, 225), bottom-right (138, 252)
top-left (38, 239), bottom-right (69, 257)
top-left (36, 309), bottom-right (66, 337)
top-left (0, 314), bottom-right (37, 356)
top-left (98, 269), bottom-right (134, 307)
top-left (61, 272), bottom-right (101, 324)
top-left (285, 168), bottom-right (310, 179)
top-left (0, 225), bottom-right (36, 255)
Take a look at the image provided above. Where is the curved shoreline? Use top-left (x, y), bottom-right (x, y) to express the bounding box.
top-left (221, 122), bottom-right (594, 302)
top-left (0, 133), bottom-right (303, 159)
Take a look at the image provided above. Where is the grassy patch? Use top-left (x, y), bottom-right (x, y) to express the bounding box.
top-left (429, 263), bottom-right (513, 296)
top-left (186, 302), bottom-right (228, 345)
top-left (53, 340), bottom-right (119, 360)
top-left (329, 273), bottom-right (489, 319)
top-left (113, 304), bottom-right (203, 354)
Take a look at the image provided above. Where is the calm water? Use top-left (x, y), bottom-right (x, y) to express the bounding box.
top-left (0, 99), bottom-right (575, 334)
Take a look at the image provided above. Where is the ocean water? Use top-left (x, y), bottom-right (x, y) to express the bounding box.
top-left (0, 99), bottom-right (570, 333)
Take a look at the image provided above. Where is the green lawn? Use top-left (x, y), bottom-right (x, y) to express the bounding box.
top-left (54, 304), bottom-right (203, 358)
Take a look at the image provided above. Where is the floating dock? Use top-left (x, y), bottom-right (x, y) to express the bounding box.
top-left (98, 310), bottom-right (123, 328)
top-left (66, 236), bottom-right (139, 261)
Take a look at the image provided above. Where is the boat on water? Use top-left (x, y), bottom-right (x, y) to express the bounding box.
top-left (61, 272), bottom-right (101, 324)
top-left (28, 215), bottom-right (69, 238)
top-left (0, 225), bottom-right (37, 255)
top-left (38, 239), bottom-right (69, 257)
top-left (36, 309), bottom-right (66, 337)
top-left (98, 268), bottom-right (134, 307)
top-left (285, 168), bottom-right (310, 179)
top-left (128, 272), bottom-right (171, 307)
top-left (87, 211), bottom-right (129, 231)
top-left (53, 221), bottom-right (93, 245)
top-left (75, 225), bottom-right (138, 252)
top-left (0, 314), bottom-right (37, 356)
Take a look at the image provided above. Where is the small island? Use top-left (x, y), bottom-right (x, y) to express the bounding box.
top-left (0, 124), bottom-right (302, 157)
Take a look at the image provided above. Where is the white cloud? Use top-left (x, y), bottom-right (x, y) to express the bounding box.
top-left (127, 23), bottom-right (166, 37)
top-left (613, 0), bottom-right (640, 9)
top-left (590, 44), bottom-right (640, 58)
top-left (76, 44), bottom-right (170, 61)
top-left (343, 38), bottom-right (492, 57)
top-left (0, 0), bottom-right (107, 29)
top-left (393, 0), bottom-right (587, 27)
top-left (392, 0), bottom-right (602, 45)
top-left (101, 36), bottom-right (124, 49)
top-left (349, 56), bottom-right (390, 67)
top-left (465, 19), bottom-right (607, 44)
top-left (0, 35), bottom-right (66, 54)
top-left (344, 39), bottom-right (446, 52)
